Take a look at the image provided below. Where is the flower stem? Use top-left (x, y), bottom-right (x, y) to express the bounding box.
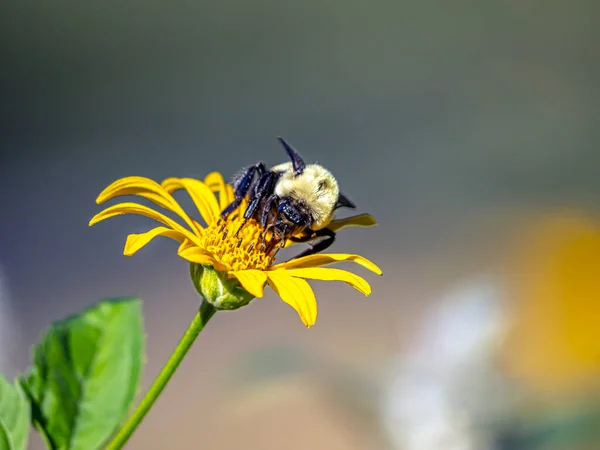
top-left (106, 300), bottom-right (217, 450)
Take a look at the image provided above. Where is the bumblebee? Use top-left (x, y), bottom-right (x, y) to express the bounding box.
top-left (221, 137), bottom-right (356, 257)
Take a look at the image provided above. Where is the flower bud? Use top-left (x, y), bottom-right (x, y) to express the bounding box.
top-left (190, 263), bottom-right (254, 310)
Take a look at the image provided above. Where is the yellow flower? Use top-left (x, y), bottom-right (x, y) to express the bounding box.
top-left (89, 172), bottom-right (382, 327)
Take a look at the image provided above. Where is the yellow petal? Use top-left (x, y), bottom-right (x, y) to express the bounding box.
top-left (97, 176), bottom-right (169, 205)
top-left (89, 202), bottom-right (202, 246)
top-left (231, 270), bottom-right (268, 298)
top-left (177, 246), bottom-right (229, 271)
top-left (267, 271), bottom-right (318, 328)
top-left (162, 178), bottom-right (221, 226)
top-left (95, 176), bottom-right (202, 234)
top-left (283, 267), bottom-right (372, 296)
top-left (177, 238), bottom-right (198, 253)
top-left (271, 253), bottom-right (382, 276)
top-left (204, 172), bottom-right (234, 212)
top-left (225, 185), bottom-right (235, 207)
top-left (327, 213), bottom-right (377, 232)
top-left (283, 214), bottom-right (378, 248)
top-left (124, 227), bottom-right (186, 256)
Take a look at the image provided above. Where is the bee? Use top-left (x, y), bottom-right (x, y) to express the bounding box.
top-left (221, 137), bottom-right (356, 258)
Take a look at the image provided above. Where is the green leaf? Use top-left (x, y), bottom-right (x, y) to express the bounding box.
top-left (0, 375), bottom-right (30, 450)
top-left (20, 298), bottom-right (145, 450)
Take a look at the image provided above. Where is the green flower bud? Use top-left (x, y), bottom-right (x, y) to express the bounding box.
top-left (189, 263), bottom-right (254, 310)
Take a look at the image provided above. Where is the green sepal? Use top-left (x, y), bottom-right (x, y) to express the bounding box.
top-left (190, 263), bottom-right (254, 310)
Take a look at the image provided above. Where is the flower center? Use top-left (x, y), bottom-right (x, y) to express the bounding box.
top-left (200, 215), bottom-right (276, 271)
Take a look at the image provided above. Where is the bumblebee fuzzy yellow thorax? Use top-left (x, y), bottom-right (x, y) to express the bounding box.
top-left (274, 164), bottom-right (339, 229)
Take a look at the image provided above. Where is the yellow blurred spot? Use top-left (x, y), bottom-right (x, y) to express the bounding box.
top-left (503, 214), bottom-right (600, 397)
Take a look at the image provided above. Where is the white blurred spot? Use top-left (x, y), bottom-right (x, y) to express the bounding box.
top-left (382, 275), bottom-right (515, 450)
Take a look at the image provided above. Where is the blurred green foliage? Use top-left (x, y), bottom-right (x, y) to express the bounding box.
top-left (16, 298), bottom-right (145, 450)
top-left (0, 375), bottom-right (29, 450)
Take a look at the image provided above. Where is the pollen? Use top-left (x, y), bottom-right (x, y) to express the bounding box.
top-left (200, 214), bottom-right (275, 272)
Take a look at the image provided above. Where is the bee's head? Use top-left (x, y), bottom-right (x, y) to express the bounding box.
top-left (275, 136), bottom-right (354, 230)
top-left (275, 164), bottom-right (340, 229)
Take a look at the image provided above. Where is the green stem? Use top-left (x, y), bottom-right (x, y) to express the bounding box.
top-left (105, 300), bottom-right (217, 450)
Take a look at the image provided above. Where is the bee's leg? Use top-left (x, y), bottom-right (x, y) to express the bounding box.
top-left (235, 172), bottom-right (277, 237)
top-left (221, 162), bottom-right (266, 219)
top-left (264, 223), bottom-right (288, 255)
top-left (259, 223), bottom-right (275, 251)
top-left (244, 172), bottom-right (276, 221)
top-left (260, 194), bottom-right (278, 228)
top-left (287, 231), bottom-right (315, 244)
top-left (290, 228), bottom-right (336, 259)
top-left (257, 194), bottom-right (277, 249)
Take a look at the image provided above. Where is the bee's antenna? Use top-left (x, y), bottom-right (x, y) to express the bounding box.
top-left (277, 137), bottom-right (305, 176)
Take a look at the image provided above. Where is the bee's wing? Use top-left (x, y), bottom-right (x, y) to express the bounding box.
top-left (335, 193), bottom-right (356, 210)
top-left (277, 136), bottom-right (306, 175)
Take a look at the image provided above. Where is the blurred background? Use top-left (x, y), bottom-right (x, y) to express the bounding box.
top-left (1, 1), bottom-right (600, 449)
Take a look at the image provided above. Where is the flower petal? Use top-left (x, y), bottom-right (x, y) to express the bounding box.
top-left (225, 185), bottom-right (235, 207)
top-left (271, 253), bottom-right (382, 276)
top-left (283, 267), bottom-right (372, 296)
top-left (283, 214), bottom-right (378, 248)
top-left (124, 227), bottom-right (186, 256)
top-left (95, 176), bottom-right (202, 234)
top-left (89, 202), bottom-right (202, 246)
top-left (177, 238), bottom-right (198, 253)
top-left (327, 213), bottom-right (377, 232)
top-left (204, 172), bottom-right (234, 212)
top-left (97, 176), bottom-right (169, 206)
top-left (177, 246), bottom-right (229, 271)
top-left (231, 270), bottom-right (268, 298)
top-left (162, 178), bottom-right (221, 227)
top-left (267, 271), bottom-right (318, 328)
